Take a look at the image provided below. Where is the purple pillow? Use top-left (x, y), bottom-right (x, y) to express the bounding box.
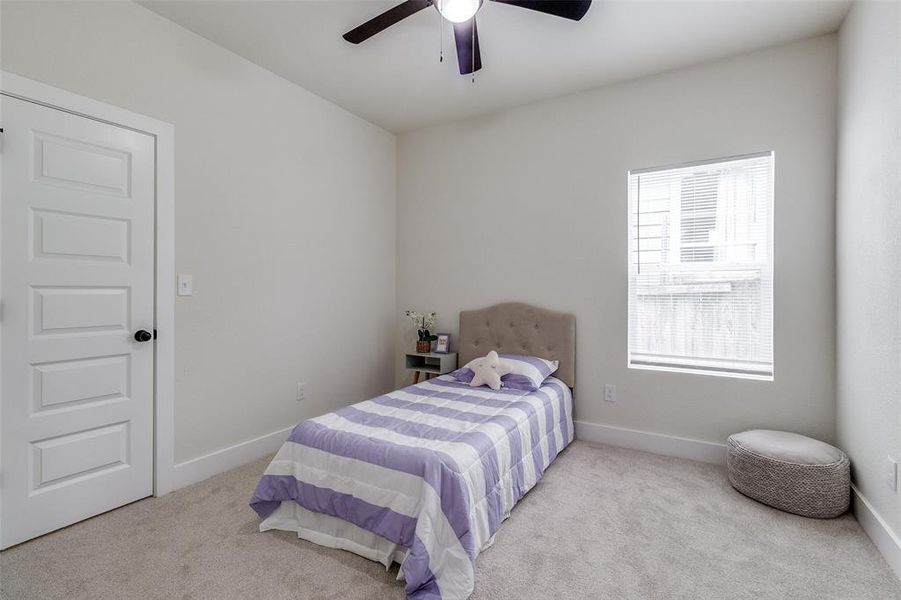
top-left (451, 353), bottom-right (559, 391)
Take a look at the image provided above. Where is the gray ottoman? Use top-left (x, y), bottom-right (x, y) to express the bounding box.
top-left (727, 430), bottom-right (850, 518)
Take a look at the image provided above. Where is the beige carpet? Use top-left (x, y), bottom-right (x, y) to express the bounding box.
top-left (1, 442), bottom-right (898, 600)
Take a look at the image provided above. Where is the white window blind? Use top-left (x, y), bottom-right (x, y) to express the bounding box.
top-left (628, 152), bottom-right (774, 380)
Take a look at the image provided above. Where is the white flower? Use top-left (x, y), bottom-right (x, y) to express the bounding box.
top-left (404, 309), bottom-right (437, 331)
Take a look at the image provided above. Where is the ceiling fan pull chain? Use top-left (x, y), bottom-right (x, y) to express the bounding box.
top-left (438, 0), bottom-right (444, 63)
top-left (471, 20), bottom-right (475, 83)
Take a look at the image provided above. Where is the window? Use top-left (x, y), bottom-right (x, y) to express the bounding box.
top-left (627, 152), bottom-right (774, 380)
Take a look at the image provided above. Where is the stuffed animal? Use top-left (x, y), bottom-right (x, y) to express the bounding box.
top-left (468, 350), bottom-right (513, 391)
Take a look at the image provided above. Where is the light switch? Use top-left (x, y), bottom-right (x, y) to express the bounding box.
top-left (177, 274), bottom-right (193, 296)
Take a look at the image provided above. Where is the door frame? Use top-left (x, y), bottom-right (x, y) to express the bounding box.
top-left (0, 71), bottom-right (177, 496)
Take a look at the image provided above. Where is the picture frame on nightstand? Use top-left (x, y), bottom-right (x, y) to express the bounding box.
top-left (434, 334), bottom-right (450, 354)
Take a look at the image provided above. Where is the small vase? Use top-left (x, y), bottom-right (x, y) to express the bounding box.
top-left (416, 340), bottom-right (431, 353)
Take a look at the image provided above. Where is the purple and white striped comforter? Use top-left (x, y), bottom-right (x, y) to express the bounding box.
top-left (250, 374), bottom-right (573, 600)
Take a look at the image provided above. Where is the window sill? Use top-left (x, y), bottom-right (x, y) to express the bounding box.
top-left (628, 362), bottom-right (774, 382)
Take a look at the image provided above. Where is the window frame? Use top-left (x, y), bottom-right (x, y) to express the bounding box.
top-left (626, 151), bottom-right (775, 381)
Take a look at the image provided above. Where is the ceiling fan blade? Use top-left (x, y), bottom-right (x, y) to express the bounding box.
top-left (491, 0), bottom-right (591, 21)
top-left (453, 18), bottom-right (482, 75)
top-left (343, 0), bottom-right (432, 44)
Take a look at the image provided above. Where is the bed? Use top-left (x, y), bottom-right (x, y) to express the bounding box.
top-left (250, 302), bottom-right (576, 600)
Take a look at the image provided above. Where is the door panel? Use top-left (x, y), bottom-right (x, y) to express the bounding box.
top-left (33, 286), bottom-right (130, 334)
top-left (32, 354), bottom-right (130, 412)
top-left (33, 131), bottom-right (132, 196)
top-left (32, 421), bottom-right (130, 489)
top-left (33, 210), bottom-right (130, 263)
top-left (1, 95), bottom-right (155, 549)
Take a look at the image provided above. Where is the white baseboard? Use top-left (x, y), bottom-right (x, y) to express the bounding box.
top-left (168, 426), bottom-right (293, 491)
top-left (574, 420), bottom-right (727, 465)
top-left (852, 484), bottom-right (901, 580)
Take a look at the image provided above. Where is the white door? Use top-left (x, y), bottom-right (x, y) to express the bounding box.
top-left (1, 95), bottom-right (155, 549)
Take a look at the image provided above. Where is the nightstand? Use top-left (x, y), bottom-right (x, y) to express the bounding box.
top-left (405, 352), bottom-right (458, 384)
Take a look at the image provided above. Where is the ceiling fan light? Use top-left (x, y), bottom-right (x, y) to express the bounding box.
top-left (437, 0), bottom-right (480, 23)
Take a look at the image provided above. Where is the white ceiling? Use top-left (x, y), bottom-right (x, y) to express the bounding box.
top-left (140, 0), bottom-right (850, 132)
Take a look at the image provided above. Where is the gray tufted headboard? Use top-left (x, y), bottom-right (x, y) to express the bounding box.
top-left (458, 302), bottom-right (576, 388)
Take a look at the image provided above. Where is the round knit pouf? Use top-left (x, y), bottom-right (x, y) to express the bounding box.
top-left (726, 430), bottom-right (850, 518)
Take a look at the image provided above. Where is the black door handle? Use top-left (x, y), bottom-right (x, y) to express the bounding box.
top-left (134, 330), bottom-right (153, 342)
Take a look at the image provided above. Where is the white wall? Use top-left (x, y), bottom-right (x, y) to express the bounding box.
top-left (0, 1), bottom-right (846, 480)
top-left (1, 1), bottom-right (397, 463)
top-left (837, 1), bottom-right (901, 539)
top-left (397, 36), bottom-right (837, 446)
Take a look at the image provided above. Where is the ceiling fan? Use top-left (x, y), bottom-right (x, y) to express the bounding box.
top-left (342, 0), bottom-right (592, 75)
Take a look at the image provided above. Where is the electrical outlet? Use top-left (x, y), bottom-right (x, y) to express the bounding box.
top-left (604, 384), bottom-right (617, 402)
top-left (296, 382), bottom-right (306, 402)
top-left (177, 274), bottom-right (193, 296)
top-left (887, 457), bottom-right (898, 493)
